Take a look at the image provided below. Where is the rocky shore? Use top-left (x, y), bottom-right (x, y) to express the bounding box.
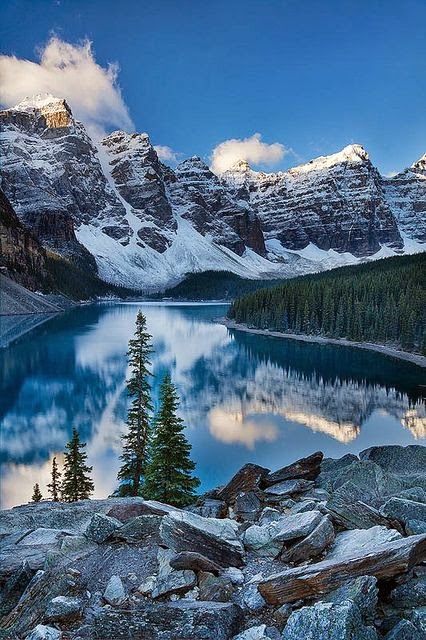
top-left (220, 319), bottom-right (426, 369)
top-left (1, 445), bottom-right (425, 639)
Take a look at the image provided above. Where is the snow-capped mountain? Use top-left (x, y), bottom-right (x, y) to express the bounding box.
top-left (0, 94), bottom-right (424, 290)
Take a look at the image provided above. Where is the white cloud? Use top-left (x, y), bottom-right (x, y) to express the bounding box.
top-left (383, 170), bottom-right (398, 178)
top-left (154, 144), bottom-right (179, 164)
top-left (0, 36), bottom-right (133, 134)
top-left (211, 132), bottom-right (288, 174)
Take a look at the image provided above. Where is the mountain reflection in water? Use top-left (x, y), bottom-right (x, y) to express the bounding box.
top-left (1, 302), bottom-right (424, 507)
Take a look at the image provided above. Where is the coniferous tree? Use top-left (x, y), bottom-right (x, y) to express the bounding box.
top-left (61, 428), bottom-right (94, 502)
top-left (143, 373), bottom-right (200, 507)
top-left (47, 456), bottom-right (62, 502)
top-left (117, 311), bottom-right (153, 496)
top-left (32, 483), bottom-right (42, 502)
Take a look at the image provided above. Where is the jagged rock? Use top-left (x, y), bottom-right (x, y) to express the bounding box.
top-left (262, 451), bottom-right (323, 487)
top-left (259, 508), bottom-right (282, 525)
top-left (360, 445), bottom-right (426, 489)
top-left (243, 510), bottom-right (323, 557)
top-left (264, 479), bottom-right (314, 497)
top-left (406, 520), bottom-right (426, 535)
top-left (169, 551), bottom-right (222, 576)
top-left (26, 625), bottom-right (61, 640)
top-left (151, 548), bottom-right (197, 599)
top-left (280, 515), bottom-right (335, 563)
top-left (160, 510), bottom-right (245, 568)
top-left (44, 595), bottom-right (84, 622)
top-left (381, 498), bottom-right (426, 530)
top-left (398, 487), bottom-right (426, 503)
top-left (290, 499), bottom-right (320, 514)
top-left (107, 499), bottom-right (180, 521)
top-left (281, 600), bottom-right (377, 640)
top-left (232, 624), bottom-right (268, 640)
top-left (217, 464), bottom-right (270, 504)
top-left (79, 600), bottom-right (244, 639)
top-left (272, 604), bottom-right (293, 630)
top-left (258, 533), bottom-right (426, 605)
top-left (240, 582), bottom-right (267, 612)
top-left (60, 535), bottom-right (96, 554)
top-left (233, 492), bottom-right (262, 522)
top-left (389, 576), bottom-right (426, 609)
top-left (328, 526), bottom-right (402, 560)
top-left (324, 576), bottom-right (378, 623)
top-left (189, 499), bottom-right (228, 519)
top-left (137, 575), bottom-right (156, 596)
top-left (384, 620), bottom-right (423, 640)
top-left (409, 608), bottom-right (426, 635)
top-left (318, 454), bottom-right (360, 490)
top-left (18, 528), bottom-right (70, 546)
top-left (113, 515), bottom-right (162, 543)
top-left (0, 560), bottom-right (34, 615)
top-left (222, 567), bottom-right (245, 585)
top-left (103, 575), bottom-right (126, 606)
top-left (198, 571), bottom-right (234, 602)
top-left (85, 513), bottom-right (122, 543)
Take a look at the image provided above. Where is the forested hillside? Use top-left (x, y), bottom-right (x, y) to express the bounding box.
top-left (228, 254), bottom-right (426, 354)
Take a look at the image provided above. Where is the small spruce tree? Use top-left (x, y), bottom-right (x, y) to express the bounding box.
top-left (61, 428), bottom-right (94, 502)
top-left (117, 311), bottom-right (153, 496)
top-left (47, 456), bottom-right (62, 502)
top-left (32, 483), bottom-right (42, 502)
top-left (143, 372), bottom-right (200, 507)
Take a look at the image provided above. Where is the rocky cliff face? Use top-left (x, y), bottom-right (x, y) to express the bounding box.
top-left (0, 94), bottom-right (424, 290)
top-left (222, 145), bottom-right (403, 257)
top-left (0, 188), bottom-right (48, 290)
top-left (382, 153), bottom-right (426, 243)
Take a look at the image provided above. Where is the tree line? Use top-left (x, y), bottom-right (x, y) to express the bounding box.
top-left (228, 253), bottom-right (426, 354)
top-left (32, 311), bottom-right (199, 507)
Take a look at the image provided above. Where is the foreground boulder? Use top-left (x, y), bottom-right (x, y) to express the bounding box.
top-left (258, 533), bottom-right (426, 605)
top-left (216, 464), bottom-right (270, 504)
top-left (78, 601), bottom-right (243, 639)
top-left (85, 513), bottom-right (121, 543)
top-left (151, 548), bottom-right (197, 598)
top-left (243, 510), bottom-right (323, 557)
top-left (282, 600), bottom-right (377, 639)
top-left (280, 515), bottom-right (335, 563)
top-left (262, 451), bottom-right (323, 487)
top-left (160, 511), bottom-right (245, 567)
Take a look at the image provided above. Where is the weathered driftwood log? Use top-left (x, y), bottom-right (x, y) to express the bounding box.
top-left (258, 533), bottom-right (426, 605)
top-left (262, 452), bottom-right (323, 488)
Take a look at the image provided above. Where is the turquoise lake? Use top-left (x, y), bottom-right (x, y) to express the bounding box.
top-left (1, 302), bottom-right (425, 508)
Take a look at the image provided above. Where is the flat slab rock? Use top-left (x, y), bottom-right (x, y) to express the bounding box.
top-left (264, 479), bottom-right (314, 497)
top-left (262, 451), bottom-right (323, 487)
top-left (78, 600), bottom-right (243, 640)
top-left (243, 510), bottom-right (323, 557)
top-left (327, 526), bottom-right (402, 560)
top-left (160, 510), bottom-right (244, 568)
top-left (259, 533), bottom-right (426, 605)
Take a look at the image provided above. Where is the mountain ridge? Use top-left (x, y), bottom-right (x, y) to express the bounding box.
top-left (0, 94), bottom-right (424, 291)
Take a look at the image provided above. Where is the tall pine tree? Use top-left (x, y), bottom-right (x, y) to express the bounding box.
top-left (143, 373), bottom-right (200, 507)
top-left (61, 428), bottom-right (94, 502)
top-left (32, 483), bottom-right (42, 502)
top-left (117, 311), bottom-right (153, 496)
top-left (47, 456), bottom-right (62, 502)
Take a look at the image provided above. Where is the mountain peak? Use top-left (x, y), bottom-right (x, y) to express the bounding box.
top-left (228, 159), bottom-right (252, 172)
top-left (411, 153), bottom-right (426, 172)
top-left (12, 93), bottom-right (72, 128)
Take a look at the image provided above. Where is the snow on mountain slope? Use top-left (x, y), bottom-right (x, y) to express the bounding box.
top-left (0, 94), bottom-right (424, 290)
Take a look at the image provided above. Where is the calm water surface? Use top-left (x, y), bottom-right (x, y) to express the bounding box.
top-left (1, 302), bottom-right (425, 508)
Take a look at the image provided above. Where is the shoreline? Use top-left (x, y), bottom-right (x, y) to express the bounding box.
top-left (219, 317), bottom-right (426, 369)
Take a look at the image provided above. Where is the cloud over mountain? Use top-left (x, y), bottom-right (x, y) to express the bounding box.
top-left (0, 36), bottom-right (133, 135)
top-left (211, 132), bottom-right (288, 174)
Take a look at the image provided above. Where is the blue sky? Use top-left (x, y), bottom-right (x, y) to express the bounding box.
top-left (0, 0), bottom-right (425, 174)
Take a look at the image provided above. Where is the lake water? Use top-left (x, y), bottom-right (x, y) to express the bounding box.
top-left (1, 302), bottom-right (425, 508)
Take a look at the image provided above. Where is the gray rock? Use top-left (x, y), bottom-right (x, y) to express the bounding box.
top-left (327, 526), bottom-right (402, 560)
top-left (318, 454), bottom-right (359, 490)
top-left (406, 519), bottom-right (426, 535)
top-left (385, 620), bottom-right (424, 640)
top-left (26, 625), bottom-right (61, 640)
top-left (326, 481), bottom-right (403, 530)
top-left (360, 445), bottom-right (426, 489)
top-left (17, 528), bottom-right (70, 546)
top-left (325, 576), bottom-right (378, 623)
top-left (160, 510), bottom-right (245, 568)
top-left (222, 567), bottom-right (245, 585)
top-left (290, 499), bottom-right (319, 514)
top-left (240, 582), bottom-right (267, 611)
top-left (81, 600), bottom-right (244, 639)
top-left (189, 499), bottom-right (228, 518)
top-left (264, 479), bottom-right (314, 497)
top-left (45, 595), bottom-right (83, 622)
top-left (60, 534), bottom-right (96, 554)
top-left (151, 548), bottom-right (197, 598)
top-left (397, 487), bottom-right (426, 503)
top-left (282, 600), bottom-right (377, 640)
top-left (272, 603), bottom-right (293, 630)
top-left (85, 513), bottom-right (121, 543)
top-left (381, 498), bottom-right (426, 530)
top-left (233, 491), bottom-right (262, 522)
top-left (137, 575), bottom-right (156, 596)
top-left (170, 551), bottom-right (222, 576)
top-left (0, 559), bottom-right (34, 615)
top-left (198, 571), bottom-right (234, 602)
top-left (114, 515), bottom-right (162, 543)
top-left (389, 576), bottom-right (426, 609)
top-left (262, 451), bottom-right (323, 487)
top-left (280, 515), bottom-right (335, 563)
top-left (232, 625), bottom-right (268, 639)
top-left (259, 508), bottom-right (282, 525)
top-left (409, 607), bottom-right (426, 635)
top-left (243, 510), bottom-right (322, 557)
top-left (217, 464), bottom-right (270, 504)
top-left (103, 575), bottom-right (126, 606)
